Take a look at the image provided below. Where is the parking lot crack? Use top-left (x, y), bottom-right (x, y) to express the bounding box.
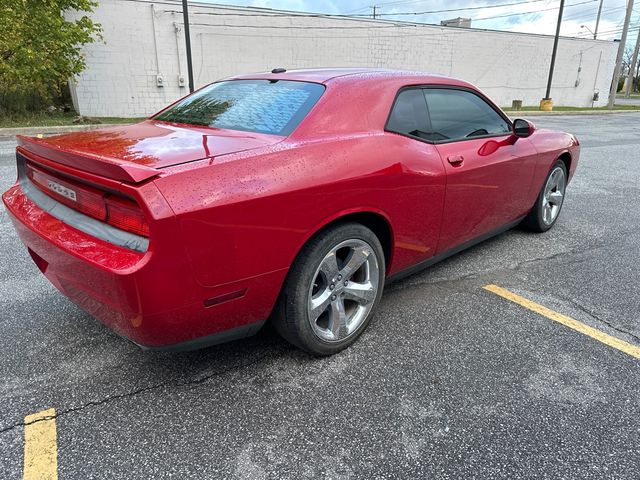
top-left (509, 241), bottom-right (608, 272)
top-left (390, 243), bottom-right (606, 292)
top-left (560, 296), bottom-right (640, 343)
top-left (0, 348), bottom-right (280, 436)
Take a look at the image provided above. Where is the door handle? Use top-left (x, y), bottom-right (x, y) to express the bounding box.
top-left (447, 154), bottom-right (464, 165)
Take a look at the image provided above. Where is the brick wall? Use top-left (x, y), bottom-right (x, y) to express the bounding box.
top-left (68, 0), bottom-right (618, 117)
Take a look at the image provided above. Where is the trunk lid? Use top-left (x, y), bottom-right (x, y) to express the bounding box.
top-left (18, 120), bottom-right (284, 183)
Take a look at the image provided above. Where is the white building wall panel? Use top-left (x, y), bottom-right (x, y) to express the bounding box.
top-left (68, 0), bottom-right (618, 117)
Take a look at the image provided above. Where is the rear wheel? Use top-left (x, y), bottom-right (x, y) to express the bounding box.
top-left (273, 223), bottom-right (385, 355)
top-left (521, 160), bottom-right (567, 232)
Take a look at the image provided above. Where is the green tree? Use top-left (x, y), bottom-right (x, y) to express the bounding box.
top-left (0, 0), bottom-right (102, 110)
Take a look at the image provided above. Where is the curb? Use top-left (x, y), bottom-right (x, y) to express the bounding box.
top-left (0, 123), bottom-right (132, 138)
top-left (506, 109), bottom-right (640, 116)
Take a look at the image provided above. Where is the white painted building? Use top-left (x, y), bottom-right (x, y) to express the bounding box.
top-left (68, 0), bottom-right (618, 117)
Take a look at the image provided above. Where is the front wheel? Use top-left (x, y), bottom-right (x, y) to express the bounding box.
top-left (272, 223), bottom-right (385, 356)
top-left (521, 160), bottom-right (567, 232)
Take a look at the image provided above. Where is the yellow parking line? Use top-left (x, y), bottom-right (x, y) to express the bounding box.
top-left (483, 284), bottom-right (640, 360)
top-left (23, 408), bottom-right (57, 480)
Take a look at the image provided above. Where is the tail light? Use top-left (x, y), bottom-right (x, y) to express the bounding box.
top-left (105, 196), bottom-right (150, 237)
top-left (25, 162), bottom-right (149, 238)
top-left (27, 162), bottom-right (107, 220)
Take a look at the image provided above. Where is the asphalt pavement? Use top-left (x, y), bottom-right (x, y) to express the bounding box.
top-left (1, 114), bottom-right (639, 478)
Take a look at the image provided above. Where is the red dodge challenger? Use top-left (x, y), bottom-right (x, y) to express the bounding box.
top-left (2, 68), bottom-right (579, 355)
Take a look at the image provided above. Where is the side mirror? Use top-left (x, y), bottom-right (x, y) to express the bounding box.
top-left (513, 118), bottom-right (534, 138)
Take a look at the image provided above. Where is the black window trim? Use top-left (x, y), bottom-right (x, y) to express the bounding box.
top-left (384, 84), bottom-right (514, 145)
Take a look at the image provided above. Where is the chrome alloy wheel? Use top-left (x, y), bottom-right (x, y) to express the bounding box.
top-left (542, 166), bottom-right (566, 226)
top-left (307, 239), bottom-right (380, 342)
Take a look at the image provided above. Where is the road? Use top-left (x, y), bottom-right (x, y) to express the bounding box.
top-left (1, 114), bottom-right (639, 478)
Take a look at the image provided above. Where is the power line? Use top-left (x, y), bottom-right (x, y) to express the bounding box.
top-left (373, 0), bottom-right (434, 6)
top-left (343, 0), bottom-right (437, 11)
top-left (350, 0), bottom-right (550, 17)
top-left (165, 0), bottom-right (549, 20)
top-left (570, 11), bottom-right (640, 36)
top-left (574, 24), bottom-right (640, 36)
top-left (473, 0), bottom-right (596, 22)
top-left (126, 0), bottom-right (628, 30)
top-left (163, 0), bottom-right (600, 26)
top-left (561, 3), bottom-right (626, 23)
top-left (162, 0), bottom-right (628, 38)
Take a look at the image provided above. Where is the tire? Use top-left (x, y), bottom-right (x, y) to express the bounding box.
top-left (272, 223), bottom-right (385, 356)
top-left (521, 160), bottom-right (567, 232)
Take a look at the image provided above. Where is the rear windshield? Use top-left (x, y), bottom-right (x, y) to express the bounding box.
top-left (153, 80), bottom-right (325, 136)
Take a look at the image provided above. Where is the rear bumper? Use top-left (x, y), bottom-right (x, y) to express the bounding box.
top-left (2, 182), bottom-right (286, 349)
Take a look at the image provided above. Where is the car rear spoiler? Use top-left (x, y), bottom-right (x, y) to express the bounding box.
top-left (16, 135), bottom-right (160, 184)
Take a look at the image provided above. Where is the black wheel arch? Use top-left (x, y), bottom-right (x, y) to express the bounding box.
top-left (299, 211), bottom-right (394, 275)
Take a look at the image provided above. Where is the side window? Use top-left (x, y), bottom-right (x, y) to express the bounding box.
top-left (386, 89), bottom-right (432, 141)
top-left (423, 89), bottom-right (511, 142)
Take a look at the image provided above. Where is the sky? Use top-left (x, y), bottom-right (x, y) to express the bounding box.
top-left (199, 0), bottom-right (640, 46)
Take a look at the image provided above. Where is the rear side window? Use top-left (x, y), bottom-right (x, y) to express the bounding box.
top-left (386, 89), bottom-right (432, 140)
top-left (154, 80), bottom-right (325, 136)
top-left (423, 88), bottom-right (511, 141)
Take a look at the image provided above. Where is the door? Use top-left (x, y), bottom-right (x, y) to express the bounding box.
top-left (385, 87), bottom-right (447, 269)
top-left (423, 88), bottom-right (539, 253)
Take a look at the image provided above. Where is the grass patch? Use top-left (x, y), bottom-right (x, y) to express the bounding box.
top-left (0, 111), bottom-right (145, 128)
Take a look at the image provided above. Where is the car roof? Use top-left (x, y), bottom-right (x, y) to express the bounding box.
top-left (227, 68), bottom-right (470, 87)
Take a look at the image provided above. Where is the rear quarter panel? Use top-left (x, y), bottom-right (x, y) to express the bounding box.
top-left (154, 133), bottom-right (446, 288)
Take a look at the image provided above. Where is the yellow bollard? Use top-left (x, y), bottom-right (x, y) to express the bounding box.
top-left (539, 98), bottom-right (553, 111)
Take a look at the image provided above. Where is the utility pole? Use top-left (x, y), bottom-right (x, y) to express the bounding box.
top-left (594, 0), bottom-right (603, 39)
top-left (371, 5), bottom-right (377, 19)
top-left (540, 0), bottom-right (564, 110)
top-left (625, 30), bottom-right (640, 97)
top-left (607, 0), bottom-right (634, 108)
top-left (182, 0), bottom-right (195, 93)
